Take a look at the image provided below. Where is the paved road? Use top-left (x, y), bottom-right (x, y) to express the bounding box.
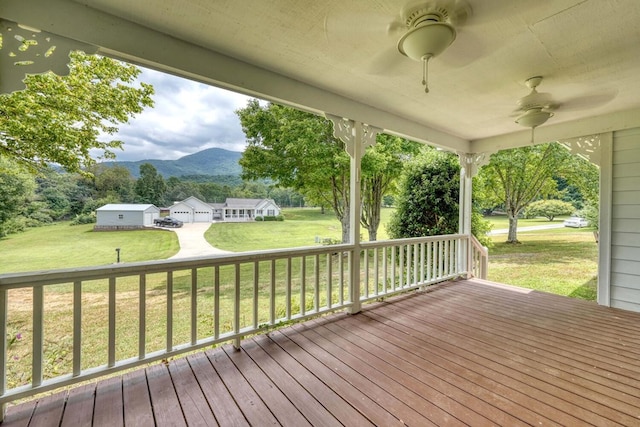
top-left (488, 223), bottom-right (565, 236)
top-left (166, 223), bottom-right (232, 259)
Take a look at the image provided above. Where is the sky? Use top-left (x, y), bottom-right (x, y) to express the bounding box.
top-left (106, 67), bottom-right (252, 162)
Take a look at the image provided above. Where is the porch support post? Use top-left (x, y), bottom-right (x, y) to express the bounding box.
top-left (326, 114), bottom-right (380, 314)
top-left (559, 133), bottom-right (611, 306)
top-left (457, 153), bottom-right (487, 277)
top-left (597, 133), bottom-right (613, 306)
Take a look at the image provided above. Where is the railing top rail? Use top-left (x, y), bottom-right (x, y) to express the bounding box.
top-left (0, 243), bottom-right (355, 289)
top-left (470, 234), bottom-right (489, 254)
top-left (360, 234), bottom-right (467, 249)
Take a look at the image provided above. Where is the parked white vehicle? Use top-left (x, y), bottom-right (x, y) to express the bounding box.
top-left (563, 217), bottom-right (589, 228)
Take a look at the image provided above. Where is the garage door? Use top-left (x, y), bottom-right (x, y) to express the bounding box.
top-left (171, 211), bottom-right (192, 223)
top-left (194, 211), bottom-right (211, 222)
top-left (144, 212), bottom-right (155, 226)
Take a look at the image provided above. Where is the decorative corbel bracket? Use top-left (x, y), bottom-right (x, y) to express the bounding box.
top-left (458, 152), bottom-right (489, 178)
top-left (325, 114), bottom-right (381, 158)
top-left (558, 134), bottom-right (602, 166)
top-left (0, 19), bottom-right (98, 94)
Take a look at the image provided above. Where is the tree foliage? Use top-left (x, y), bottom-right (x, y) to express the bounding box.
top-left (0, 157), bottom-right (36, 236)
top-left (387, 150), bottom-right (461, 238)
top-left (387, 149), bottom-right (492, 246)
top-left (361, 134), bottom-right (421, 240)
top-left (91, 164), bottom-right (136, 202)
top-left (479, 143), bottom-right (574, 243)
top-left (0, 51), bottom-right (154, 173)
top-left (524, 199), bottom-right (575, 221)
top-left (237, 100), bottom-right (352, 240)
top-left (236, 99), bottom-right (419, 242)
top-left (135, 163), bottom-right (167, 206)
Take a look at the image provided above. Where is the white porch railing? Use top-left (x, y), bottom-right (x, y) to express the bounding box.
top-left (470, 235), bottom-right (489, 280)
top-left (0, 234), bottom-right (478, 412)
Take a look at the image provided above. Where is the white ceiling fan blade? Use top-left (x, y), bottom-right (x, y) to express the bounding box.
top-left (559, 91), bottom-right (618, 111)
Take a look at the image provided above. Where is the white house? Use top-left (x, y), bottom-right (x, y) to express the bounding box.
top-left (171, 197), bottom-right (281, 223)
top-left (95, 204), bottom-right (160, 230)
top-left (213, 198), bottom-right (281, 221)
top-left (169, 196), bottom-right (213, 223)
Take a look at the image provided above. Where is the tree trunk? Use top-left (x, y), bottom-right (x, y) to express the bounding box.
top-left (367, 225), bottom-right (377, 242)
top-left (507, 212), bottom-right (519, 243)
top-left (341, 214), bottom-right (350, 244)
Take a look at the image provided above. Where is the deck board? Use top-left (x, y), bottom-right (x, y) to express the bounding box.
top-left (121, 367), bottom-right (152, 426)
top-left (146, 363), bottom-right (186, 427)
top-left (167, 356), bottom-right (217, 426)
top-left (221, 345), bottom-right (312, 426)
top-left (240, 338), bottom-right (340, 426)
top-left (186, 352), bottom-right (248, 427)
top-left (4, 278), bottom-right (640, 426)
top-left (59, 383), bottom-right (95, 427)
top-left (206, 347), bottom-right (279, 426)
top-left (93, 374), bottom-right (124, 427)
top-left (27, 393), bottom-right (66, 427)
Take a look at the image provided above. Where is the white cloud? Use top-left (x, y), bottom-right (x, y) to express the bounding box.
top-left (100, 67), bottom-right (252, 161)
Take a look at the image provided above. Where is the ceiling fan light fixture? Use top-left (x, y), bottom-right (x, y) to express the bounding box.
top-left (397, 21), bottom-right (456, 61)
top-left (515, 108), bottom-right (553, 128)
top-left (397, 20), bottom-right (456, 93)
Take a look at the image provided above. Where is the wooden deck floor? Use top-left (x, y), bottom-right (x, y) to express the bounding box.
top-left (4, 278), bottom-right (640, 426)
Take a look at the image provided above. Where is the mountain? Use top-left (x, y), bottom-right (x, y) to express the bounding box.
top-left (101, 147), bottom-right (243, 178)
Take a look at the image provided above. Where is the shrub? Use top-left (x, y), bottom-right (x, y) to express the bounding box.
top-left (70, 213), bottom-right (96, 225)
top-left (255, 216), bottom-right (264, 221)
top-left (524, 199), bottom-right (575, 221)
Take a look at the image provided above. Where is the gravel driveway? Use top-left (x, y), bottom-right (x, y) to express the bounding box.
top-left (166, 222), bottom-right (231, 259)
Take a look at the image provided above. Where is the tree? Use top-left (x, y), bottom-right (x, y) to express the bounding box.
top-left (165, 177), bottom-right (204, 202)
top-left (236, 100), bottom-right (419, 242)
top-left (387, 149), bottom-right (492, 246)
top-left (0, 157), bottom-right (36, 237)
top-left (479, 143), bottom-right (574, 243)
top-left (387, 150), bottom-right (461, 238)
top-left (237, 100), bottom-right (352, 241)
top-left (0, 51), bottom-right (154, 173)
top-left (524, 199), bottom-right (575, 221)
top-left (92, 165), bottom-right (135, 202)
top-left (361, 134), bottom-right (421, 240)
top-left (135, 163), bottom-right (166, 206)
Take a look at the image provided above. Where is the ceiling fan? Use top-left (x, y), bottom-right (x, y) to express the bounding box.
top-left (395, 0), bottom-right (471, 93)
top-left (514, 76), bottom-right (557, 142)
top-left (323, 1), bottom-right (472, 93)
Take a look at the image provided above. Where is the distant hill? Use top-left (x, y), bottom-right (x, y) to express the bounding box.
top-left (100, 147), bottom-right (243, 178)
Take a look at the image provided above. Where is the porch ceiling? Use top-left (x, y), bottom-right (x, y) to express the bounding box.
top-left (4, 0), bottom-right (640, 153)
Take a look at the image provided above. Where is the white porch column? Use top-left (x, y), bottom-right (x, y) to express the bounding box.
top-left (559, 133), bottom-right (611, 306)
top-left (457, 152), bottom-right (487, 276)
top-left (327, 114), bottom-right (380, 314)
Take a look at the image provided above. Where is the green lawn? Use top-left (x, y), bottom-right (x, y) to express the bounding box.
top-left (205, 207), bottom-right (395, 251)
top-left (0, 222), bottom-right (180, 274)
top-left (485, 215), bottom-right (570, 229)
top-left (487, 228), bottom-right (598, 300)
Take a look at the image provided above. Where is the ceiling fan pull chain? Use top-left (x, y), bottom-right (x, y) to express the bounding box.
top-left (531, 126), bottom-right (535, 144)
top-left (422, 55), bottom-right (431, 93)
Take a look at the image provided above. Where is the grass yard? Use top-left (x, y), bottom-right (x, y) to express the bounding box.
top-left (0, 222), bottom-right (180, 274)
top-left (485, 215), bottom-right (571, 230)
top-left (205, 207), bottom-right (396, 251)
top-left (487, 228), bottom-right (598, 300)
